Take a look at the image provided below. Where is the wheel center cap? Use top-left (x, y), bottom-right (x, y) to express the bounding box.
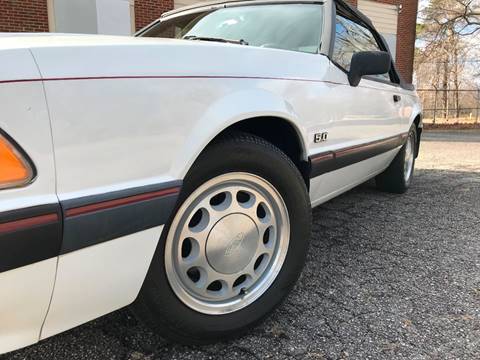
top-left (206, 214), bottom-right (259, 274)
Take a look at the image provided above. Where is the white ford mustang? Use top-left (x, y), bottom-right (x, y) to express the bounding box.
top-left (0, 0), bottom-right (422, 353)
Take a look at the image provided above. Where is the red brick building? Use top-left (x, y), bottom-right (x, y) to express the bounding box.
top-left (135, 0), bottom-right (173, 30)
top-left (0, 0), bottom-right (417, 82)
top-left (0, 0), bottom-right (50, 32)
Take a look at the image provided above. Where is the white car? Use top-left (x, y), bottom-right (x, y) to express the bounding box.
top-left (0, 0), bottom-right (422, 353)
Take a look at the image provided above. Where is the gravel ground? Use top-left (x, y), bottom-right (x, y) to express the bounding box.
top-left (2, 130), bottom-right (480, 360)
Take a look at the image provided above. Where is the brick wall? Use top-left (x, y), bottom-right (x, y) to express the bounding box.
top-left (0, 0), bottom-right (49, 32)
top-left (393, 0), bottom-right (418, 83)
top-left (135, 0), bottom-right (174, 31)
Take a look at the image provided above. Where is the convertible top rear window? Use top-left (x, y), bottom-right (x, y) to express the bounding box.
top-left (140, 4), bottom-right (324, 54)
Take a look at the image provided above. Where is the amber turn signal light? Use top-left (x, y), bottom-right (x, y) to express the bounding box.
top-left (0, 132), bottom-right (34, 190)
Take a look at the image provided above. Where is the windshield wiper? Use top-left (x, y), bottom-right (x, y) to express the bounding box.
top-left (183, 35), bottom-right (248, 46)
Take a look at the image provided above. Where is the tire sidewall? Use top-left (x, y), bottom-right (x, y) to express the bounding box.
top-left (137, 136), bottom-right (311, 341)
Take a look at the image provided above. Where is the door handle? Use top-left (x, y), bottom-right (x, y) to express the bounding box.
top-left (393, 95), bottom-right (401, 102)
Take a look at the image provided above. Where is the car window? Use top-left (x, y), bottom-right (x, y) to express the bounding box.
top-left (141, 4), bottom-right (324, 55)
top-left (332, 14), bottom-right (390, 81)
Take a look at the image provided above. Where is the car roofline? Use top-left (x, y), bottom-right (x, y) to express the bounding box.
top-left (135, 0), bottom-right (326, 36)
top-left (160, 0), bottom-right (325, 19)
top-left (137, 0), bottom-right (374, 48)
top-left (159, 0), bottom-right (371, 26)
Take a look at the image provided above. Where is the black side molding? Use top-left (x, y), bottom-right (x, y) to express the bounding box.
top-left (60, 181), bottom-right (182, 254)
top-left (310, 133), bottom-right (408, 178)
top-left (0, 180), bottom-right (182, 273)
top-left (0, 204), bottom-right (62, 273)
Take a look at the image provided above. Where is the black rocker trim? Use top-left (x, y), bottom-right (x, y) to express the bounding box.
top-left (310, 133), bottom-right (408, 178)
top-left (60, 181), bottom-right (182, 254)
top-left (0, 204), bottom-right (62, 273)
top-left (0, 181), bottom-right (182, 272)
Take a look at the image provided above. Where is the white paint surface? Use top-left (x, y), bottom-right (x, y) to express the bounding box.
top-left (0, 259), bottom-right (57, 354)
top-left (41, 226), bottom-right (163, 339)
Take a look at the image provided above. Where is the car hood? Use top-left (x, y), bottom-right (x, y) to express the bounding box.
top-left (0, 32), bottom-right (331, 87)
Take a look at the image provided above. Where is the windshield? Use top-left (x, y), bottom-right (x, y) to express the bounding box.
top-left (140, 4), bottom-right (324, 54)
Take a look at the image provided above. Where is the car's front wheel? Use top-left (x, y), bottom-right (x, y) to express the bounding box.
top-left (134, 133), bottom-right (311, 344)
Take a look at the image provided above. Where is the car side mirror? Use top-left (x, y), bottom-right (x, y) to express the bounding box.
top-left (348, 51), bottom-right (391, 87)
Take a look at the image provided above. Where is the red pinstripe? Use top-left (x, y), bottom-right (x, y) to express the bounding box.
top-left (65, 186), bottom-right (181, 217)
top-left (0, 75), bottom-right (344, 85)
top-left (0, 213), bottom-right (59, 234)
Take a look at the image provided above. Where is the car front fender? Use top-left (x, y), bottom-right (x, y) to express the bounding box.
top-left (170, 88), bottom-right (309, 179)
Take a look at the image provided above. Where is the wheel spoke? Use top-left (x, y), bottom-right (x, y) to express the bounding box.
top-left (164, 172), bottom-right (290, 314)
top-left (257, 219), bottom-right (274, 236)
top-left (244, 252), bottom-right (269, 281)
top-left (203, 271), bottom-right (241, 300)
top-left (222, 273), bottom-right (243, 298)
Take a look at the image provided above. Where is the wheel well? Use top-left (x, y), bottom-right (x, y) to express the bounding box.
top-left (215, 117), bottom-right (310, 188)
top-left (413, 114), bottom-right (422, 158)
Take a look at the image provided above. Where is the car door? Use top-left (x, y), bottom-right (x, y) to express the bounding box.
top-left (309, 4), bottom-right (405, 205)
top-left (329, 9), bottom-right (404, 146)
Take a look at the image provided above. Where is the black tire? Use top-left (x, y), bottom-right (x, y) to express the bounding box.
top-left (133, 132), bottom-right (311, 344)
top-left (375, 125), bottom-right (417, 194)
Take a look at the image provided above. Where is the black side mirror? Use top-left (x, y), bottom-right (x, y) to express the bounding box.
top-left (348, 51), bottom-right (391, 87)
